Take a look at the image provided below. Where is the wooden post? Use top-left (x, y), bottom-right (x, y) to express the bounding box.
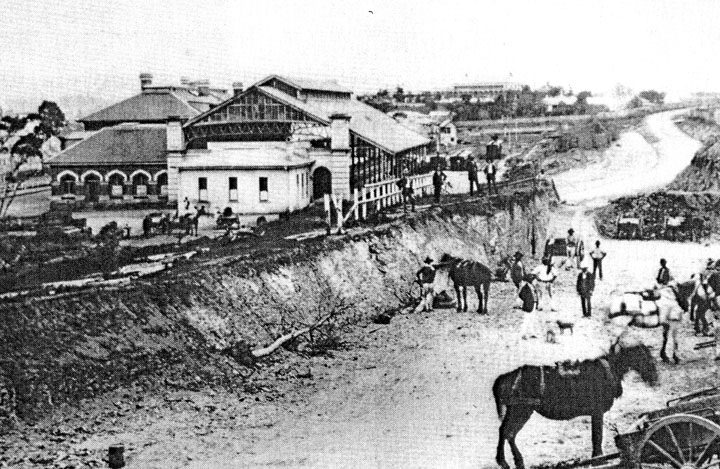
top-left (353, 189), bottom-right (359, 221)
top-left (333, 194), bottom-right (344, 234)
top-left (362, 188), bottom-right (368, 219)
top-left (324, 194), bottom-right (331, 234)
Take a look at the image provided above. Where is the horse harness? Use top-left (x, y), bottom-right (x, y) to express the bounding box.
top-left (505, 359), bottom-right (617, 406)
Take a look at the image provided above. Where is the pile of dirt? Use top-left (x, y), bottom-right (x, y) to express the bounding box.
top-left (668, 136), bottom-right (720, 192)
top-left (0, 186), bottom-right (557, 432)
top-left (595, 190), bottom-right (720, 239)
top-left (675, 114), bottom-right (720, 142)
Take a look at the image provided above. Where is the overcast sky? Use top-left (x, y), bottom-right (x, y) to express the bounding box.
top-left (2, 0), bottom-right (720, 110)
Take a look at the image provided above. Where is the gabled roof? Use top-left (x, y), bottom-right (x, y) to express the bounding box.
top-left (48, 123), bottom-right (167, 166)
top-left (255, 74), bottom-right (353, 94)
top-left (258, 86), bottom-right (429, 154)
top-left (79, 88), bottom-right (224, 124)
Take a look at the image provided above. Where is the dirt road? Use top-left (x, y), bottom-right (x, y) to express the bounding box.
top-left (7, 109), bottom-right (719, 468)
top-left (132, 110), bottom-right (716, 467)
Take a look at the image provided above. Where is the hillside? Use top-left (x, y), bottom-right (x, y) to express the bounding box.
top-left (668, 115), bottom-right (720, 191)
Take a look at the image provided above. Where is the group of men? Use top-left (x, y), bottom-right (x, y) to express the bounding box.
top-left (399, 134), bottom-right (503, 210)
top-left (467, 134), bottom-right (501, 197)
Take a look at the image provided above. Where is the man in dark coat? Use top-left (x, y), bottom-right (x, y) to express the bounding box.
top-left (576, 263), bottom-right (595, 317)
top-left (466, 156), bottom-right (479, 196)
top-left (657, 258), bottom-right (671, 286)
top-left (432, 167), bottom-right (447, 204)
top-left (510, 251), bottom-right (525, 289)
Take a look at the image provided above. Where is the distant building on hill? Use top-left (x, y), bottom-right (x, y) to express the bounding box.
top-left (451, 82), bottom-right (525, 101)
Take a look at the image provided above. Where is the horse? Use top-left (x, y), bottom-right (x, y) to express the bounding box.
top-left (492, 342), bottom-right (658, 469)
top-left (608, 281), bottom-right (695, 363)
top-left (437, 253), bottom-right (493, 314)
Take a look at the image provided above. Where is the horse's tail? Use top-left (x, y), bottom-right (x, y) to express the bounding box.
top-left (492, 375), bottom-right (507, 421)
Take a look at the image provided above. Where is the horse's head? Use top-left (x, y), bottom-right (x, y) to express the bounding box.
top-left (437, 253), bottom-right (459, 269)
top-left (611, 341), bottom-right (658, 386)
top-left (670, 280), bottom-right (695, 312)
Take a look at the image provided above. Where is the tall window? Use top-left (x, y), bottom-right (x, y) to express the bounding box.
top-left (259, 177), bottom-right (268, 202)
top-left (108, 173), bottom-right (125, 198)
top-left (198, 177), bottom-right (208, 202)
top-left (229, 177), bottom-right (238, 201)
top-left (60, 174), bottom-right (76, 195)
top-left (157, 173), bottom-right (168, 197)
top-left (132, 173), bottom-right (149, 197)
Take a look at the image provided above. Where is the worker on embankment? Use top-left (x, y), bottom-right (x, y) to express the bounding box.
top-left (415, 257), bottom-right (436, 313)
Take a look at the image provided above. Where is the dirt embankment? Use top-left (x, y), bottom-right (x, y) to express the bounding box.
top-left (669, 116), bottom-right (720, 192)
top-left (0, 186), bottom-right (557, 431)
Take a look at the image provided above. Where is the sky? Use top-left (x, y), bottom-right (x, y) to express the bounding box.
top-left (2, 0), bottom-right (720, 114)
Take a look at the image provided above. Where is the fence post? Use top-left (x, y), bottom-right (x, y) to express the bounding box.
top-left (353, 189), bottom-right (359, 221)
top-left (324, 194), bottom-right (331, 234)
top-left (362, 188), bottom-right (368, 219)
top-left (333, 193), bottom-right (344, 234)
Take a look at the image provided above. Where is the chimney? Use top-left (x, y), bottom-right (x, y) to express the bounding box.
top-left (329, 114), bottom-right (351, 151)
top-left (166, 116), bottom-right (184, 152)
top-left (139, 73), bottom-right (153, 91)
top-left (232, 82), bottom-right (244, 97)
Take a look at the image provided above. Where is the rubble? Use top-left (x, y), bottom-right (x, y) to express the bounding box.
top-left (595, 190), bottom-right (720, 240)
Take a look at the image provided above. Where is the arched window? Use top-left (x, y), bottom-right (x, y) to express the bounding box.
top-left (156, 172), bottom-right (168, 197)
top-left (84, 173), bottom-right (101, 202)
top-left (60, 174), bottom-right (77, 195)
top-left (132, 172), bottom-right (150, 196)
top-left (108, 173), bottom-right (125, 198)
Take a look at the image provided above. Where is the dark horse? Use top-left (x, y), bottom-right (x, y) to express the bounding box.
top-left (492, 342), bottom-right (658, 469)
top-left (438, 253), bottom-right (493, 314)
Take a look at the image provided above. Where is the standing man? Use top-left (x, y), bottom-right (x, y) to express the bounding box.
top-left (415, 257), bottom-right (436, 313)
top-left (486, 134), bottom-right (503, 161)
top-left (590, 240), bottom-right (607, 280)
top-left (398, 172), bottom-right (416, 213)
top-left (466, 156), bottom-right (479, 196)
top-left (576, 262), bottom-right (595, 317)
top-left (519, 275), bottom-right (539, 340)
top-left (484, 159), bottom-right (498, 195)
top-left (657, 258), bottom-right (671, 286)
top-left (510, 251), bottom-right (525, 290)
top-left (566, 228), bottom-right (578, 269)
top-left (432, 166), bottom-right (447, 204)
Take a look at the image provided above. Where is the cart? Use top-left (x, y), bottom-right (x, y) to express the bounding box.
top-left (561, 387), bottom-right (720, 468)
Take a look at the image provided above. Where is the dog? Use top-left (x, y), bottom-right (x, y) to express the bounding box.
top-left (556, 320), bottom-right (575, 335)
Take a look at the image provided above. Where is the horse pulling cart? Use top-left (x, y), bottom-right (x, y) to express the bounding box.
top-left (563, 387), bottom-right (720, 468)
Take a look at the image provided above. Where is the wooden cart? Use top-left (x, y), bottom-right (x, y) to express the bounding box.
top-left (560, 387), bottom-right (720, 468)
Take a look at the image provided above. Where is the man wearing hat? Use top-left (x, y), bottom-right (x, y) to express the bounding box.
top-left (510, 251), bottom-right (526, 290)
top-left (415, 257), bottom-right (437, 312)
top-left (566, 228), bottom-right (578, 268)
top-left (466, 156), bottom-right (479, 196)
top-left (576, 261), bottom-right (595, 317)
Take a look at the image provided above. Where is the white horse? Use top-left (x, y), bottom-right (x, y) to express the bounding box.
top-left (608, 281), bottom-right (694, 363)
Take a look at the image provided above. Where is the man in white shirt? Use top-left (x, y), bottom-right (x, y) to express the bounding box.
top-left (589, 240), bottom-right (607, 281)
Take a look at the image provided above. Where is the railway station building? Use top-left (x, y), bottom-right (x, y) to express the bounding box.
top-left (171, 75), bottom-right (431, 218)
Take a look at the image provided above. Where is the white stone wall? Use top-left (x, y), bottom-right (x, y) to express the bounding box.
top-left (176, 166), bottom-right (312, 216)
top-left (166, 152), bottom-right (182, 202)
top-left (311, 149), bottom-right (351, 200)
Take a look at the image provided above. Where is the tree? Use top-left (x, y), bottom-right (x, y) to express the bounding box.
top-left (38, 101), bottom-right (65, 135)
top-left (393, 86), bottom-right (405, 102)
top-left (574, 91), bottom-right (593, 114)
top-left (638, 90), bottom-right (665, 105)
top-left (547, 86), bottom-right (563, 97)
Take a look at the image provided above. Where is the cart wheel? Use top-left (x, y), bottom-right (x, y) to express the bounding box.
top-left (576, 240), bottom-right (585, 267)
top-left (634, 414), bottom-right (720, 468)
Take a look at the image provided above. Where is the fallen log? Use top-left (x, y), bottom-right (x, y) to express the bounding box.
top-left (694, 340), bottom-right (716, 350)
top-left (251, 312), bottom-right (335, 358)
